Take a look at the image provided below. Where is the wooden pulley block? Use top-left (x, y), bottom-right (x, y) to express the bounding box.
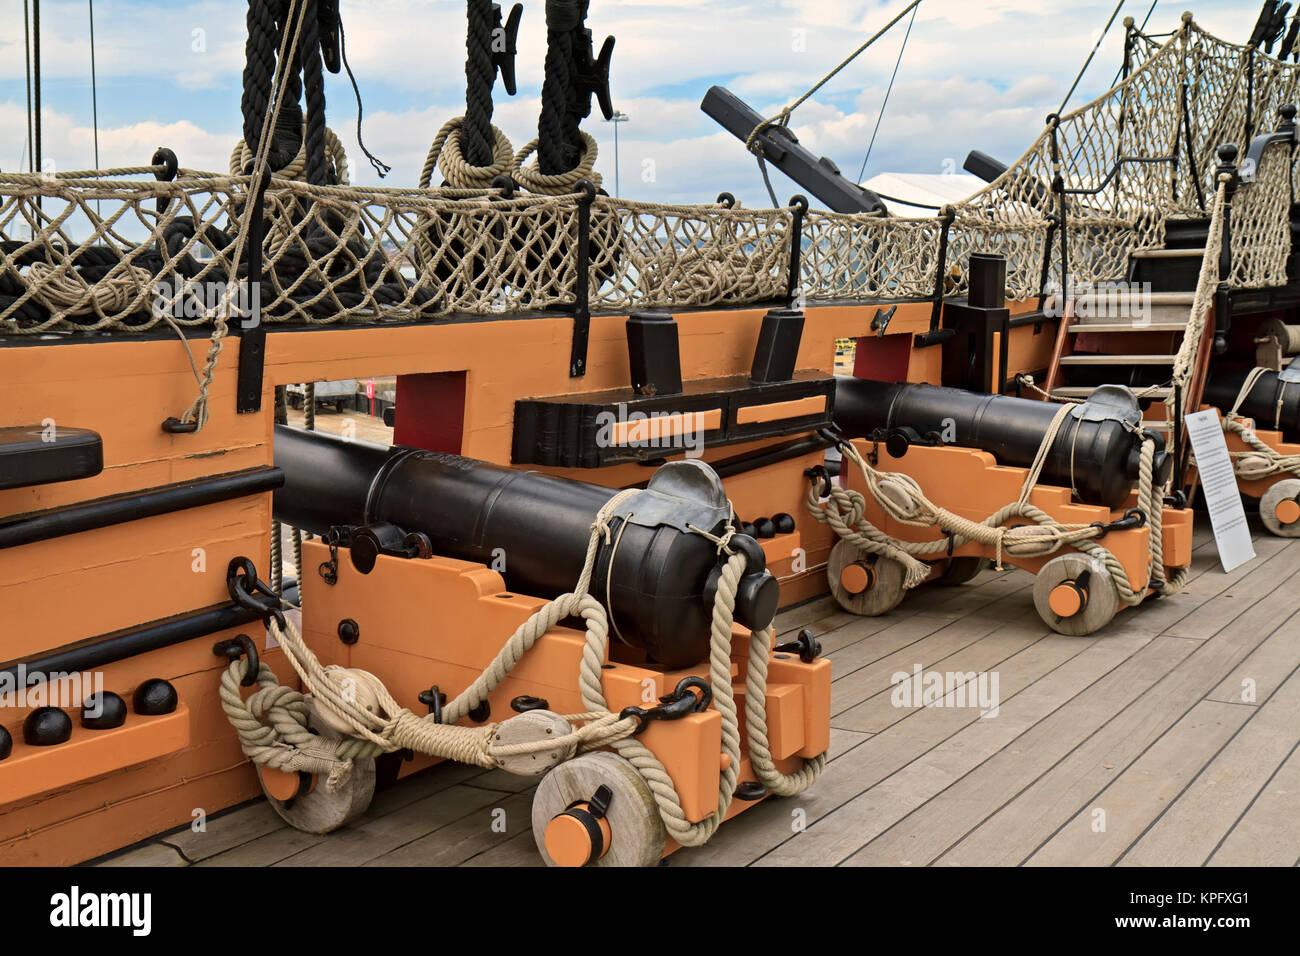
top-left (309, 667), bottom-right (385, 737)
top-left (875, 477), bottom-right (919, 517)
top-left (531, 751), bottom-right (665, 867)
top-left (1260, 478), bottom-right (1300, 537)
top-left (828, 538), bottom-right (908, 616)
top-left (490, 709), bottom-right (577, 776)
top-left (1032, 553), bottom-right (1120, 636)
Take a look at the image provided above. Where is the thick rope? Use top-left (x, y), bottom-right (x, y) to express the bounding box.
top-left (176, 0), bottom-right (313, 432)
top-left (462, 0), bottom-right (497, 168)
top-left (1223, 414), bottom-right (1300, 481)
top-left (537, 0), bottom-right (584, 176)
top-left (222, 487), bottom-right (824, 842)
top-left (513, 132), bottom-right (602, 195)
top-left (812, 437), bottom-right (1173, 606)
top-left (419, 117), bottom-right (514, 190)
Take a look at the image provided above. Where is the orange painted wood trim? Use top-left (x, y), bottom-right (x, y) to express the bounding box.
top-left (0, 706), bottom-right (191, 806)
top-left (735, 395), bottom-right (826, 425)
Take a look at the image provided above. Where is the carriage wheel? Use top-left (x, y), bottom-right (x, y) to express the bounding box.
top-left (828, 538), bottom-right (908, 616)
top-left (259, 700), bottom-right (376, 834)
top-left (1032, 553), bottom-right (1120, 636)
top-left (1260, 479), bottom-right (1300, 538)
top-left (531, 751), bottom-right (666, 867)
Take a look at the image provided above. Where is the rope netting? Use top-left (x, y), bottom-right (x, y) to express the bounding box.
top-left (0, 171), bottom-right (791, 333)
top-left (1232, 138), bottom-right (1295, 289)
top-left (1, 18), bottom-right (1296, 337)
top-left (802, 18), bottom-right (1298, 304)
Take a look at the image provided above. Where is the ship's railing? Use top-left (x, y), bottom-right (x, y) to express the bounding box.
top-left (804, 17), bottom-right (1300, 306)
top-left (0, 171), bottom-right (793, 334)
top-left (3, 14), bottom-right (1297, 337)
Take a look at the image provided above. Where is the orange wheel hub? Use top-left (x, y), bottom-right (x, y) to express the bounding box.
top-left (840, 562), bottom-right (874, 595)
top-left (1275, 498), bottom-right (1300, 526)
top-left (259, 766), bottom-right (313, 802)
top-left (544, 801), bottom-right (612, 867)
top-left (1048, 582), bottom-right (1086, 618)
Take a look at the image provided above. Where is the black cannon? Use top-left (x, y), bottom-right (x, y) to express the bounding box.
top-left (833, 378), bottom-right (1170, 509)
top-left (273, 426), bottom-right (778, 669)
top-left (1204, 365), bottom-right (1300, 442)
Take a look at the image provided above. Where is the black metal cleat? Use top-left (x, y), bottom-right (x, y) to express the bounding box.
top-left (573, 30), bottom-right (616, 120)
top-left (775, 628), bottom-right (822, 664)
top-left (492, 3), bottom-right (524, 96)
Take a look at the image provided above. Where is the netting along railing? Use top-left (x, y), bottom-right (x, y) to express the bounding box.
top-left (0, 170), bottom-right (794, 334)
top-left (1232, 137), bottom-right (1295, 290)
top-left (1, 18), bottom-right (1295, 336)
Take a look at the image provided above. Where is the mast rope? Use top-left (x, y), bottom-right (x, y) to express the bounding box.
top-left (743, 0), bottom-right (922, 154)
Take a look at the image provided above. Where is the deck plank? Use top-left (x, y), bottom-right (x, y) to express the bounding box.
top-left (1207, 742), bottom-right (1300, 867)
top-left (269, 784), bottom-right (509, 866)
top-left (743, 630), bottom-right (1156, 867)
top-left (1025, 700), bottom-right (1252, 866)
top-left (917, 561), bottom-right (1300, 867)
top-left (1120, 665), bottom-right (1300, 866)
top-left (365, 790), bottom-right (536, 867)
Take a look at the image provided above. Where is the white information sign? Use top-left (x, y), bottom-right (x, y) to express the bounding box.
top-left (1185, 409), bottom-right (1256, 572)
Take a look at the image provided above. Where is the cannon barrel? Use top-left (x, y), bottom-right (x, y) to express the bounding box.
top-left (1204, 365), bottom-right (1300, 442)
top-left (273, 425), bottom-right (778, 669)
top-left (833, 378), bottom-right (1169, 509)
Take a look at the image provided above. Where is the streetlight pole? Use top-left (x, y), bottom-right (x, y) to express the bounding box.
top-left (606, 111), bottom-right (629, 197)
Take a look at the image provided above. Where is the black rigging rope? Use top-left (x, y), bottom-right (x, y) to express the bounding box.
top-left (463, 0), bottom-right (497, 168)
top-left (33, 0), bottom-right (42, 182)
top-left (538, 0), bottom-right (585, 175)
top-left (241, 0), bottom-right (304, 174)
top-left (298, 0), bottom-right (328, 187)
top-left (23, 0), bottom-right (33, 172)
top-left (338, 19), bottom-right (391, 177)
top-left (88, 0), bottom-right (100, 175)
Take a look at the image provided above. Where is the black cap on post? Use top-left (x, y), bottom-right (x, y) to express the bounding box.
top-left (967, 253), bottom-right (1007, 310)
top-left (750, 308), bottom-right (805, 385)
top-left (627, 313), bottom-right (683, 396)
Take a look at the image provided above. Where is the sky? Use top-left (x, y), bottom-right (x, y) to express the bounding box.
top-left (0, 0), bottom-right (1263, 207)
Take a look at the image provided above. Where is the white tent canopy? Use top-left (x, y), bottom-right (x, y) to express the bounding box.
top-left (861, 172), bottom-right (985, 216)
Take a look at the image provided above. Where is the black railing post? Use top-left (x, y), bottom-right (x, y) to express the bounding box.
top-left (1214, 143), bottom-right (1240, 354)
top-left (1037, 218), bottom-right (1058, 311)
top-left (1245, 49), bottom-right (1256, 144)
top-left (236, 168), bottom-right (273, 413)
top-left (928, 205), bottom-right (955, 332)
top-left (569, 179), bottom-right (598, 378)
top-left (786, 194), bottom-right (809, 307)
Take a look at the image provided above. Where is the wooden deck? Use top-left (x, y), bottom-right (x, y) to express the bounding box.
top-left (95, 520), bottom-right (1300, 867)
